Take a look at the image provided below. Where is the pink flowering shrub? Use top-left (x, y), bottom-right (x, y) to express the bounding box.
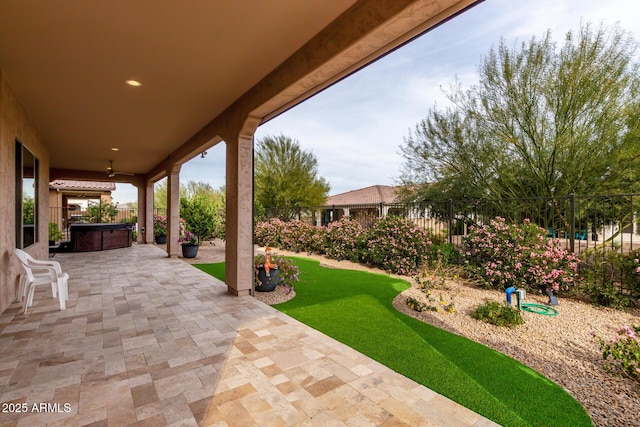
top-left (462, 217), bottom-right (580, 292)
top-left (593, 325), bottom-right (640, 382)
top-left (324, 217), bottom-right (365, 262)
top-left (362, 216), bottom-right (433, 275)
top-left (254, 218), bottom-right (287, 247)
top-left (280, 220), bottom-right (325, 252)
top-left (153, 215), bottom-right (167, 237)
top-left (255, 218), bottom-right (327, 253)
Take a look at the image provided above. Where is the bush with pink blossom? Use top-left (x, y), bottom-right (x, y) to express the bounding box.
top-left (324, 217), bottom-right (365, 262)
top-left (593, 325), bottom-right (640, 382)
top-left (279, 219), bottom-right (324, 252)
top-left (254, 218), bottom-right (287, 247)
top-left (362, 216), bottom-right (433, 275)
top-left (462, 217), bottom-right (580, 293)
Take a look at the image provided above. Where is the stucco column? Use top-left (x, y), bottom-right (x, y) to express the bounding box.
top-left (136, 181), bottom-right (152, 244)
top-left (225, 135), bottom-right (254, 296)
top-left (144, 181), bottom-right (154, 243)
top-left (166, 166), bottom-right (181, 257)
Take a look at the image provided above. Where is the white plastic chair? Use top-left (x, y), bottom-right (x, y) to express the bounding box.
top-left (14, 248), bottom-right (69, 314)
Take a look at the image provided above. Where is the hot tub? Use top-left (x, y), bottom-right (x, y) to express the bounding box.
top-left (70, 223), bottom-right (133, 252)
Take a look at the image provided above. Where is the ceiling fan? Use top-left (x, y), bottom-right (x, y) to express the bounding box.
top-left (107, 160), bottom-right (134, 178)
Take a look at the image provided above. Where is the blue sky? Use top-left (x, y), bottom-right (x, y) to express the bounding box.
top-left (112, 0), bottom-right (640, 204)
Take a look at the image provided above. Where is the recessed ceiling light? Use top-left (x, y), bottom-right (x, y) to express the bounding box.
top-left (111, 147), bottom-right (119, 151)
top-left (125, 80), bottom-right (142, 87)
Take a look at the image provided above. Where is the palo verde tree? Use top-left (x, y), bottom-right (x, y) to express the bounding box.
top-left (255, 134), bottom-right (330, 220)
top-left (399, 24), bottom-right (640, 204)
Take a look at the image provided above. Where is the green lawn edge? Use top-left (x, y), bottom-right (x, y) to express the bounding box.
top-left (195, 258), bottom-right (591, 427)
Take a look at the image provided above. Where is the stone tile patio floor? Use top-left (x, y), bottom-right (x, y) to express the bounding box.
top-left (0, 244), bottom-right (498, 426)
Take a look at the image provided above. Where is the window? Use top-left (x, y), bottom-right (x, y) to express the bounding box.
top-left (15, 139), bottom-right (38, 248)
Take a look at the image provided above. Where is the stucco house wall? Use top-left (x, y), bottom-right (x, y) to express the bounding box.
top-left (0, 71), bottom-right (50, 313)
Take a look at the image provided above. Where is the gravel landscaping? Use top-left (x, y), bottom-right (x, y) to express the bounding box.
top-left (175, 241), bottom-right (640, 427)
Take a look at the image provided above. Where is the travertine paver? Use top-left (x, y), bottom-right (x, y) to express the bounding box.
top-left (0, 244), bottom-right (499, 426)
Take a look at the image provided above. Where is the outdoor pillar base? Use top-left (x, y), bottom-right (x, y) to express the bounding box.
top-left (227, 286), bottom-right (251, 296)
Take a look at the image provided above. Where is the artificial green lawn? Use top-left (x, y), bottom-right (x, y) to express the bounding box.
top-left (195, 258), bottom-right (591, 427)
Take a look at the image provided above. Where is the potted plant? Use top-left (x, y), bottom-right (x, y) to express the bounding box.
top-left (48, 222), bottom-right (64, 245)
top-left (254, 252), bottom-right (300, 292)
top-left (153, 215), bottom-right (167, 244)
top-left (179, 230), bottom-right (199, 258)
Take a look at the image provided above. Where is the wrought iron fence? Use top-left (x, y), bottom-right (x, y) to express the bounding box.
top-left (262, 193), bottom-right (640, 254)
top-left (49, 206), bottom-right (166, 240)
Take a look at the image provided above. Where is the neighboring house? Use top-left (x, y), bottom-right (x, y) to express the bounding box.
top-left (319, 184), bottom-right (449, 236)
top-left (49, 179), bottom-right (115, 207)
top-left (49, 180), bottom-right (116, 232)
top-left (322, 185), bottom-right (403, 225)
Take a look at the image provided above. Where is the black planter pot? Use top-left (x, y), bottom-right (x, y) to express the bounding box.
top-left (181, 243), bottom-right (199, 258)
top-left (256, 267), bottom-right (279, 292)
top-left (155, 235), bottom-right (167, 244)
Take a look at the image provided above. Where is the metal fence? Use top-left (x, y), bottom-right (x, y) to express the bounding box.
top-left (263, 193), bottom-right (640, 254)
top-left (49, 206), bottom-right (166, 240)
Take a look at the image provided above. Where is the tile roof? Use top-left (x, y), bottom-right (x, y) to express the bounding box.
top-left (326, 185), bottom-right (400, 206)
top-left (49, 180), bottom-right (116, 192)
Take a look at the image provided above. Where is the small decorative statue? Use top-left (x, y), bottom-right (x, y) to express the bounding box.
top-left (264, 246), bottom-right (277, 277)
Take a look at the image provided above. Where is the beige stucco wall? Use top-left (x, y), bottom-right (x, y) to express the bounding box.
top-left (0, 70), bottom-right (49, 313)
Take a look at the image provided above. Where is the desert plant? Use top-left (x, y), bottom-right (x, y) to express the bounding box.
top-left (279, 219), bottom-right (316, 252)
top-left (593, 325), bottom-right (640, 382)
top-left (180, 195), bottom-right (219, 244)
top-left (87, 201), bottom-right (118, 223)
top-left (424, 242), bottom-right (460, 266)
top-left (463, 217), bottom-right (580, 293)
top-left (48, 222), bottom-right (64, 243)
top-left (472, 300), bottom-right (524, 327)
top-left (579, 249), bottom-right (638, 308)
top-left (405, 297), bottom-right (432, 312)
top-left (254, 218), bottom-right (286, 247)
top-left (324, 217), bottom-right (365, 262)
top-left (362, 216), bottom-right (432, 275)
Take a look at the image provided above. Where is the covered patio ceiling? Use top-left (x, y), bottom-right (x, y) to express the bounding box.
top-left (0, 0), bottom-right (481, 182)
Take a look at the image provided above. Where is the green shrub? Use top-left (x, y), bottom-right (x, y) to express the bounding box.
top-left (472, 300), bottom-right (524, 327)
top-left (180, 195), bottom-right (220, 243)
top-left (582, 281), bottom-right (630, 309)
top-left (48, 222), bottom-right (64, 243)
top-left (425, 242), bottom-right (460, 266)
top-left (87, 201), bottom-right (118, 223)
top-left (579, 249), bottom-right (638, 309)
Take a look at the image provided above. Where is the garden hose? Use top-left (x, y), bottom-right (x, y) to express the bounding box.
top-left (520, 303), bottom-right (558, 316)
